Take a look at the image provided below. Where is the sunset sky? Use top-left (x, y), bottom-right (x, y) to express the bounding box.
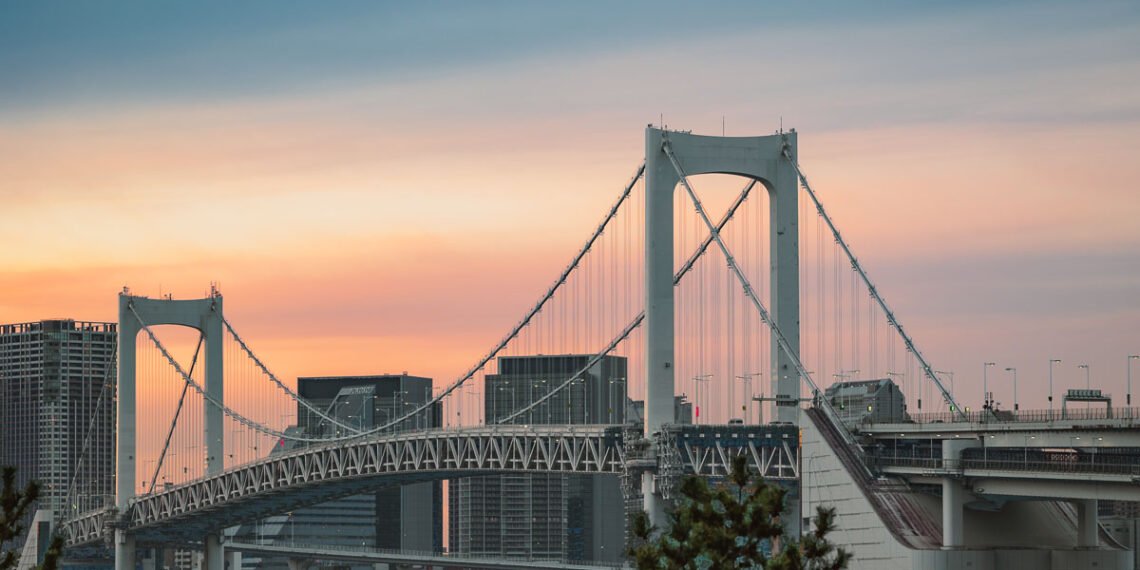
top-left (3, 1), bottom-right (1139, 416)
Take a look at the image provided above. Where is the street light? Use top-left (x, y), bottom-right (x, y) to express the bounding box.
top-left (736, 373), bottom-right (762, 422)
top-left (1128, 355), bottom-right (1139, 407)
top-left (1004, 367), bottom-right (1018, 412)
top-left (693, 375), bottom-right (712, 423)
top-left (983, 362), bottom-right (996, 416)
top-left (1049, 359), bottom-right (1061, 417)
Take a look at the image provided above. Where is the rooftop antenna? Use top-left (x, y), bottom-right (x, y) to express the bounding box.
top-left (660, 113), bottom-right (663, 129)
top-left (779, 116), bottom-right (783, 134)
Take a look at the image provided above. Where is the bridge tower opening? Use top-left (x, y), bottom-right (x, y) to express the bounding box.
top-left (643, 127), bottom-right (799, 525)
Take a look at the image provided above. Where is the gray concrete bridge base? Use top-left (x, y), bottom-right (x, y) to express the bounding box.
top-left (1077, 499), bottom-right (1099, 548)
top-left (114, 530), bottom-right (135, 570)
top-left (205, 533), bottom-right (224, 570)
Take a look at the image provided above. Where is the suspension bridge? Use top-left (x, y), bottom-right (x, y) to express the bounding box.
top-left (43, 127), bottom-right (1139, 570)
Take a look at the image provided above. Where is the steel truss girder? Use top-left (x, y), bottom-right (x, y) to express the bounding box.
top-left (63, 424), bottom-right (800, 547)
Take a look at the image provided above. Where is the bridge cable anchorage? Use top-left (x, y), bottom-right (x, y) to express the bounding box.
top-left (780, 147), bottom-right (965, 421)
top-left (64, 337), bottom-right (117, 517)
top-left (373, 162), bottom-right (647, 433)
top-left (662, 141), bottom-right (863, 453)
top-left (222, 316), bottom-right (364, 435)
top-left (146, 333), bottom-right (203, 496)
top-left (129, 305), bottom-right (348, 443)
top-left (497, 179), bottom-right (758, 424)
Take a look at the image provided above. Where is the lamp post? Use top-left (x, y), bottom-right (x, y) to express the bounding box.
top-left (983, 363), bottom-right (996, 419)
top-left (1049, 359), bottom-right (1061, 418)
top-left (693, 374), bottom-right (712, 424)
top-left (736, 372), bottom-right (762, 422)
top-left (1079, 364), bottom-right (1090, 412)
top-left (1128, 355), bottom-right (1139, 408)
top-left (1004, 367), bottom-right (1018, 412)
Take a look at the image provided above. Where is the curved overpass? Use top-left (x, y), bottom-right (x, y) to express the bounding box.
top-left (64, 425), bottom-right (625, 546)
top-left (62, 422), bottom-right (800, 547)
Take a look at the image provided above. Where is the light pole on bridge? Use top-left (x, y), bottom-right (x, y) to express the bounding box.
top-left (1128, 355), bottom-right (1138, 408)
top-left (983, 362), bottom-right (996, 419)
top-left (692, 375), bottom-right (712, 424)
top-left (1049, 359), bottom-right (1061, 418)
top-left (1004, 367), bottom-right (1018, 412)
top-left (735, 373), bottom-right (762, 422)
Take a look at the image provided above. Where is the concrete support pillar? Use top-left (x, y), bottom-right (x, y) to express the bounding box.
top-left (203, 297), bottom-right (224, 475)
top-left (942, 478), bottom-right (965, 548)
top-left (114, 530), bottom-right (136, 570)
top-left (941, 439), bottom-right (979, 548)
top-left (204, 534), bottom-right (224, 570)
top-left (643, 128), bottom-right (676, 529)
top-left (117, 295), bottom-right (139, 512)
top-left (767, 137), bottom-right (800, 425)
top-left (1076, 499), bottom-right (1099, 547)
top-left (286, 559), bottom-right (308, 570)
top-left (141, 548), bottom-right (156, 570)
top-left (224, 550), bottom-right (241, 570)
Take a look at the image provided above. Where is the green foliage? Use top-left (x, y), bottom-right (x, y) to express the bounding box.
top-left (630, 455), bottom-right (851, 570)
top-left (0, 466), bottom-right (63, 570)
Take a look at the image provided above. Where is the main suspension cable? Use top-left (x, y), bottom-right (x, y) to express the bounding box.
top-left (372, 162), bottom-right (646, 433)
top-left (222, 317), bottom-right (363, 435)
top-left (782, 150), bottom-right (965, 420)
top-left (663, 138), bottom-right (861, 451)
top-left (497, 179), bottom-right (757, 424)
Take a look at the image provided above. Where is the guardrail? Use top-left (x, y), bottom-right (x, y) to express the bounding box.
top-left (228, 541), bottom-right (626, 569)
top-left (870, 454), bottom-right (1140, 477)
top-left (894, 406), bottom-right (1140, 425)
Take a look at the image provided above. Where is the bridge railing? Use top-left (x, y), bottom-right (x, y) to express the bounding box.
top-left (230, 541), bottom-right (626, 569)
top-left (869, 454), bottom-right (1140, 477)
top-left (889, 406), bottom-right (1140, 425)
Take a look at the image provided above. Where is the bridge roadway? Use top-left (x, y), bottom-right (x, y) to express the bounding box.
top-left (226, 541), bottom-right (623, 570)
top-left (62, 422), bottom-right (799, 548)
top-left (854, 407), bottom-right (1140, 502)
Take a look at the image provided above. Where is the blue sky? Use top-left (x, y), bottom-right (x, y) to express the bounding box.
top-left (2, 1), bottom-right (1139, 416)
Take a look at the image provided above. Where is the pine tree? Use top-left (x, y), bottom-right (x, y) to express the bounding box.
top-left (630, 454), bottom-right (851, 569)
top-left (0, 466), bottom-right (62, 570)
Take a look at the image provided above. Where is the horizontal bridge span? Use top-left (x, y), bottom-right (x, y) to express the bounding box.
top-left (62, 423), bottom-right (800, 547)
top-left (227, 541), bottom-right (623, 570)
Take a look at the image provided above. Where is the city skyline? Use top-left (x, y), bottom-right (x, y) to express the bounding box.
top-left (2, 1), bottom-right (1139, 414)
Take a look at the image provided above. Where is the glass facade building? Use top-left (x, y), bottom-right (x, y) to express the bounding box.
top-left (448, 354), bottom-right (627, 563)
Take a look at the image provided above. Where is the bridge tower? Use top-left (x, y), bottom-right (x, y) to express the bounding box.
top-left (116, 290), bottom-right (225, 570)
top-left (643, 127), bottom-right (799, 525)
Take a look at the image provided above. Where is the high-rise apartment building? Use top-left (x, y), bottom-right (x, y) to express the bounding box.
top-left (449, 354), bottom-right (627, 563)
top-left (0, 320), bottom-right (117, 531)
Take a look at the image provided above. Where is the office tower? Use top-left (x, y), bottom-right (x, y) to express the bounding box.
top-left (449, 354), bottom-right (627, 563)
top-left (236, 373), bottom-right (442, 570)
top-left (0, 320), bottom-right (117, 532)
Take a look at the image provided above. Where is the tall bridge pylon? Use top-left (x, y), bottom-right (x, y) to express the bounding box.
top-left (116, 289), bottom-right (224, 570)
top-left (643, 127), bottom-right (799, 525)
